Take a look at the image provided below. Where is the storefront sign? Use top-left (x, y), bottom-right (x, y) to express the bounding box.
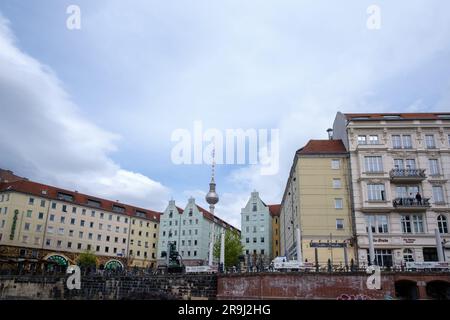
top-left (309, 242), bottom-right (347, 248)
top-left (403, 238), bottom-right (416, 244)
top-left (405, 261), bottom-right (450, 269)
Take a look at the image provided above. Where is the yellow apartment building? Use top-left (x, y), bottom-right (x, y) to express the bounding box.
top-left (280, 140), bottom-right (356, 267)
top-left (0, 171), bottom-right (160, 271)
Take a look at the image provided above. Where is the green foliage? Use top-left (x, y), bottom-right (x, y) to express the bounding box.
top-left (77, 250), bottom-right (98, 268)
top-left (213, 229), bottom-right (244, 268)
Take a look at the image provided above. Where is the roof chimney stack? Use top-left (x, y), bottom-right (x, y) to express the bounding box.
top-left (326, 128), bottom-right (333, 140)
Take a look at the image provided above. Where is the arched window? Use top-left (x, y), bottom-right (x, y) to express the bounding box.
top-left (437, 215), bottom-right (448, 234)
top-left (403, 249), bottom-right (414, 262)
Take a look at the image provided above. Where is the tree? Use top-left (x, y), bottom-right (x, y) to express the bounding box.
top-left (213, 229), bottom-right (244, 268)
top-left (77, 250), bottom-right (98, 269)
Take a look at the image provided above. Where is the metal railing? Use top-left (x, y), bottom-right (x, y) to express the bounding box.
top-left (393, 197), bottom-right (431, 208)
top-left (390, 169), bottom-right (426, 179)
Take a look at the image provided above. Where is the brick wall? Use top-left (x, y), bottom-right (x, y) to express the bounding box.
top-left (217, 272), bottom-right (450, 300)
top-left (0, 274), bottom-right (217, 300)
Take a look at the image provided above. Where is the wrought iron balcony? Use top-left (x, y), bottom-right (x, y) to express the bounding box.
top-left (392, 197), bottom-right (431, 211)
top-left (389, 169), bottom-right (426, 183)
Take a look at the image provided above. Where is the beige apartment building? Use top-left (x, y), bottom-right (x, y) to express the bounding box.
top-left (0, 171), bottom-right (160, 270)
top-left (269, 204), bottom-right (281, 258)
top-left (280, 140), bottom-right (356, 267)
top-left (333, 112), bottom-right (450, 267)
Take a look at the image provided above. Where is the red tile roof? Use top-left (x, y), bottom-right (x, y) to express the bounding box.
top-left (297, 140), bottom-right (347, 155)
top-left (0, 169), bottom-right (28, 183)
top-left (195, 205), bottom-right (240, 233)
top-left (0, 180), bottom-right (160, 222)
top-left (344, 112), bottom-right (450, 121)
top-left (268, 204), bottom-right (281, 217)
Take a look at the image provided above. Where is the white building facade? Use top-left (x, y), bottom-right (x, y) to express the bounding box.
top-left (157, 198), bottom-right (239, 266)
top-left (240, 191), bottom-right (273, 265)
top-left (333, 112), bottom-right (450, 267)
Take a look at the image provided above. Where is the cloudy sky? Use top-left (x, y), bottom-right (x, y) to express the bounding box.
top-left (1, 1), bottom-right (450, 228)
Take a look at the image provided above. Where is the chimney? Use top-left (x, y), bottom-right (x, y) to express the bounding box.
top-left (326, 128), bottom-right (333, 140)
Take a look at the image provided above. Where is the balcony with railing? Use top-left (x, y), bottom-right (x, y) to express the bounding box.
top-left (392, 197), bottom-right (431, 211)
top-left (389, 169), bottom-right (426, 183)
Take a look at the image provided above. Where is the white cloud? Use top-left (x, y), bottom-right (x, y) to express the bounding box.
top-left (0, 14), bottom-right (170, 210)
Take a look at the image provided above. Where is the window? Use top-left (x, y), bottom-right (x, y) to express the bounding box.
top-left (40, 200), bottom-right (46, 207)
top-left (28, 197), bottom-right (34, 205)
top-left (261, 237), bottom-right (265, 243)
top-left (335, 199), bottom-right (343, 209)
top-left (367, 184), bottom-right (385, 201)
top-left (79, 231), bottom-right (83, 238)
top-left (49, 214), bottom-right (55, 221)
top-left (405, 159), bottom-right (416, 169)
top-left (80, 220), bottom-right (85, 227)
top-left (425, 135), bottom-right (436, 149)
top-left (91, 211), bottom-right (95, 217)
top-left (253, 237), bottom-right (257, 243)
top-left (331, 159), bottom-right (340, 169)
top-left (371, 249), bottom-right (393, 267)
top-left (62, 205), bottom-right (67, 213)
top-left (38, 212), bottom-right (44, 220)
top-left (69, 230), bottom-right (74, 237)
top-left (246, 215), bottom-right (249, 222)
top-left (58, 227), bottom-right (64, 235)
top-left (82, 209), bottom-right (86, 215)
top-left (24, 222), bottom-right (30, 231)
top-left (364, 156), bottom-right (383, 172)
top-left (46, 239), bottom-right (51, 246)
top-left (88, 233), bottom-right (93, 240)
top-left (367, 215), bottom-right (389, 234)
top-left (47, 226), bottom-right (54, 234)
top-left (333, 179), bottom-right (341, 189)
top-left (90, 222), bottom-right (94, 228)
top-left (429, 159), bottom-right (440, 175)
top-left (87, 199), bottom-right (101, 207)
top-left (252, 203), bottom-right (257, 212)
top-left (401, 215), bottom-right (411, 233)
top-left (72, 207), bottom-right (77, 213)
top-left (369, 135), bottom-right (379, 145)
top-left (36, 224), bottom-right (42, 232)
top-left (336, 219), bottom-right (344, 230)
top-left (403, 249), bottom-right (414, 262)
top-left (78, 243), bottom-right (82, 250)
top-left (60, 216), bottom-right (65, 224)
top-left (246, 238), bottom-right (249, 243)
top-left (357, 135), bottom-right (367, 145)
top-left (99, 223), bottom-right (103, 230)
top-left (402, 135), bottom-right (412, 149)
top-left (97, 234), bottom-right (101, 241)
top-left (67, 242), bottom-right (72, 249)
top-left (432, 186), bottom-right (445, 204)
top-left (401, 215), bottom-right (424, 233)
top-left (392, 135), bottom-right (401, 149)
top-left (437, 215), bottom-right (448, 234)
top-left (26, 210), bottom-right (32, 218)
top-left (51, 202), bottom-right (56, 209)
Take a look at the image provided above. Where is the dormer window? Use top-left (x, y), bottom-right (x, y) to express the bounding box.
top-left (112, 205), bottom-right (125, 213)
top-left (136, 210), bottom-right (146, 218)
top-left (58, 192), bottom-right (74, 202)
top-left (189, 208), bottom-right (193, 217)
top-left (87, 199), bottom-right (101, 208)
top-left (252, 203), bottom-right (257, 212)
